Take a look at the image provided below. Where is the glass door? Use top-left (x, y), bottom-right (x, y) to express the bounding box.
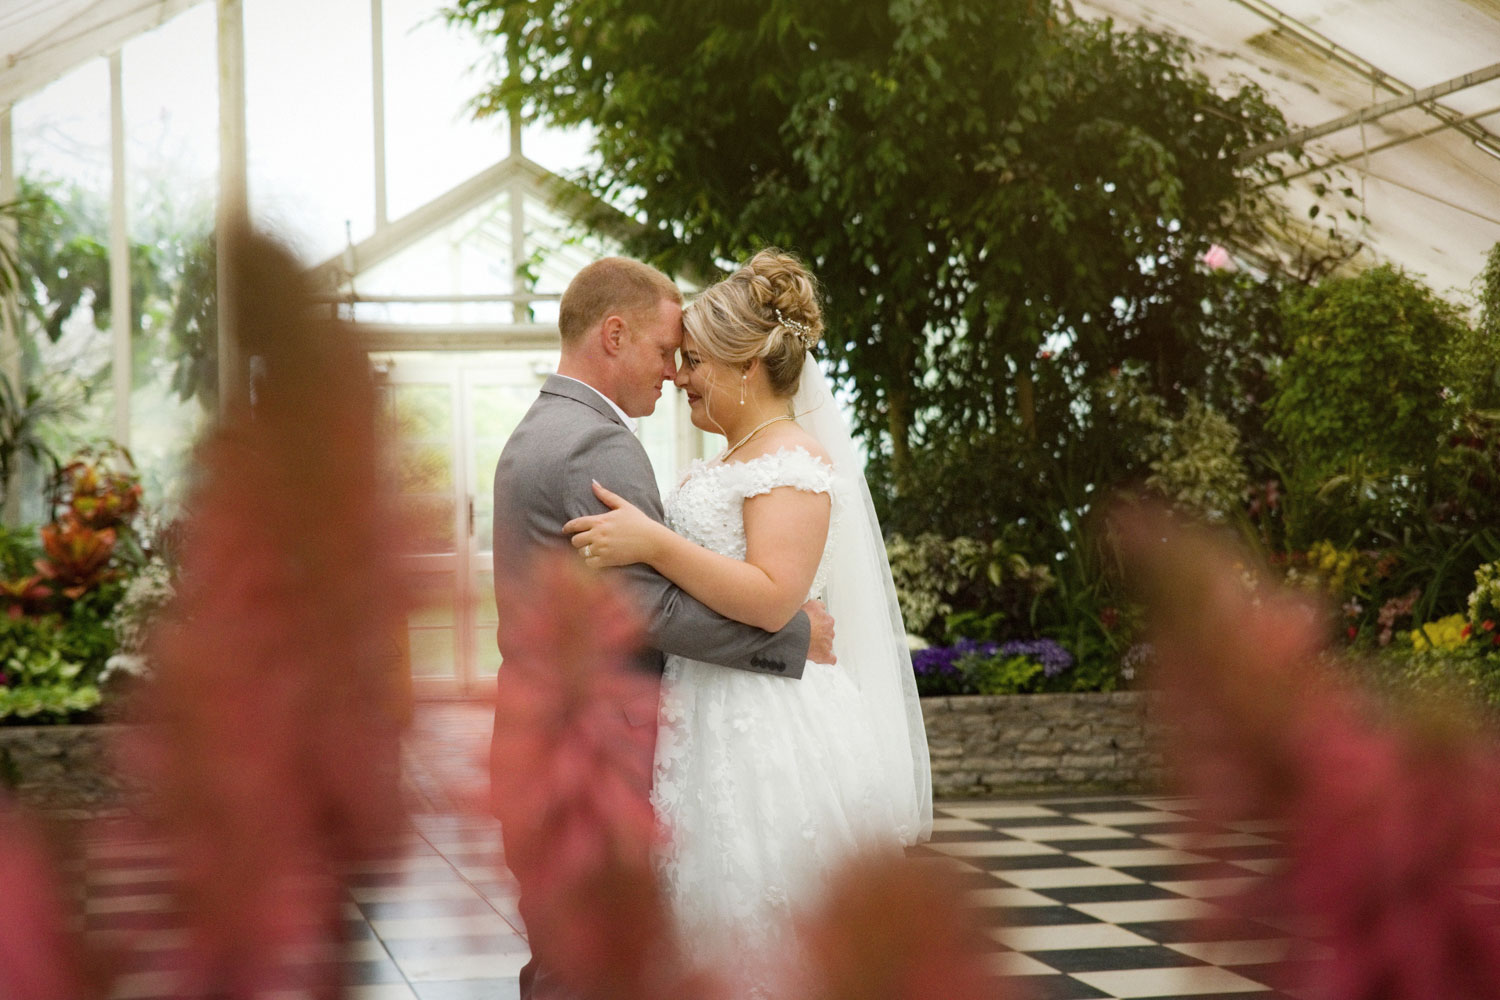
top-left (383, 352), bottom-right (556, 696)
top-left (380, 349), bottom-right (700, 697)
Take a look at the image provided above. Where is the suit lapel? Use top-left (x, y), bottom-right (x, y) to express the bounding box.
top-left (540, 374), bottom-right (629, 429)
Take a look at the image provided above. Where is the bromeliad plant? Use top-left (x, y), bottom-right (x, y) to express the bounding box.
top-left (0, 447), bottom-right (147, 722)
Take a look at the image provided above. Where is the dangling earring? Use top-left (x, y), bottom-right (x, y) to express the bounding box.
top-left (740, 372), bottom-right (747, 406)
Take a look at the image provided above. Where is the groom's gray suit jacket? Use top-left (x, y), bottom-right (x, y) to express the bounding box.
top-left (492, 373), bottom-right (811, 678)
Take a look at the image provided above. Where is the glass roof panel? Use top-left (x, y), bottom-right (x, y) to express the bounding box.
top-left (382, 0), bottom-right (509, 219)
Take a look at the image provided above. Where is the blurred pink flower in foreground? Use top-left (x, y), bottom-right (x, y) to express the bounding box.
top-left (1202, 243), bottom-right (1234, 270)
top-left (1115, 505), bottom-right (1500, 1000)
top-left (793, 852), bottom-right (1011, 1000)
top-left (117, 227), bottom-right (411, 997)
top-left (0, 803), bottom-right (102, 1000)
top-left (490, 555), bottom-right (688, 999)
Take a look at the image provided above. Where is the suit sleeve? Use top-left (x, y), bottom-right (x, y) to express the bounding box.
top-left (566, 422), bottom-right (811, 679)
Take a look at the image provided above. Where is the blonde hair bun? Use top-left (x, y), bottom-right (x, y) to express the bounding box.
top-left (740, 248), bottom-right (824, 351)
top-left (683, 247), bottom-right (825, 398)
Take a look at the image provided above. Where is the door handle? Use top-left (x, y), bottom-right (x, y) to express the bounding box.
top-left (467, 495), bottom-right (475, 537)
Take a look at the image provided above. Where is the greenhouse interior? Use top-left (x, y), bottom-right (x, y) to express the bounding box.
top-left (2, 1), bottom-right (1500, 998)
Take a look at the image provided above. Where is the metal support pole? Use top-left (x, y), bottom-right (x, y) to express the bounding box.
top-left (217, 0), bottom-right (248, 415)
top-left (0, 103), bottom-right (19, 524)
top-left (507, 47), bottom-right (527, 324)
top-left (109, 51), bottom-right (131, 446)
top-left (510, 179), bottom-right (527, 324)
top-left (1240, 61), bottom-right (1500, 162)
top-left (371, 0), bottom-right (388, 228)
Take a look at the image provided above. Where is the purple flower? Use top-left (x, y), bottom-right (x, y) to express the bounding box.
top-left (912, 639), bottom-right (996, 677)
top-left (998, 639), bottom-right (1075, 677)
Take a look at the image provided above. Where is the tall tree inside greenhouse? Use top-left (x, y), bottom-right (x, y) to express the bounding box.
top-left (447, 0), bottom-right (1338, 520)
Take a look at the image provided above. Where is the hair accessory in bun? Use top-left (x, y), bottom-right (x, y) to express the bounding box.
top-left (774, 308), bottom-right (816, 351)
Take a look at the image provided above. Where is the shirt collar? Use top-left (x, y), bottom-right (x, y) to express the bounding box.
top-left (553, 374), bottom-right (638, 432)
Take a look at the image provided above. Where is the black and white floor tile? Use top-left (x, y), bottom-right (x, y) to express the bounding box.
top-left (73, 794), bottom-right (1500, 999)
top-left (919, 797), bottom-right (1308, 999)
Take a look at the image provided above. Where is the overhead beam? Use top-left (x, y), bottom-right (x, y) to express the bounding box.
top-left (309, 155), bottom-right (530, 288)
top-left (354, 322), bottom-right (561, 353)
top-left (1241, 62), bottom-right (1500, 162)
top-left (308, 152), bottom-right (649, 288)
top-left (1262, 101), bottom-right (1500, 187)
top-left (1232, 0), bottom-right (1500, 156)
top-left (0, 0), bottom-right (204, 106)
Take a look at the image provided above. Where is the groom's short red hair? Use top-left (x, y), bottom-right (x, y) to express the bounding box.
top-left (559, 257), bottom-right (682, 344)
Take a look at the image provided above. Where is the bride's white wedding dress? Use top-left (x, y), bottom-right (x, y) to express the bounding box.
top-left (649, 446), bottom-right (916, 995)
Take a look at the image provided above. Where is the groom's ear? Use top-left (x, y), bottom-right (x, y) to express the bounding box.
top-left (598, 314), bottom-right (628, 355)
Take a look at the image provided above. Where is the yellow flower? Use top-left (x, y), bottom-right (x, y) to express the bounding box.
top-left (1409, 613), bottom-right (1471, 651)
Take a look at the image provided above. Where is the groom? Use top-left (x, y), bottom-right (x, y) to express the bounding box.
top-left (491, 256), bottom-right (835, 1000)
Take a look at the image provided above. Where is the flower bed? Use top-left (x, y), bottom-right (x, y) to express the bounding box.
top-left (921, 691), bottom-right (1164, 797)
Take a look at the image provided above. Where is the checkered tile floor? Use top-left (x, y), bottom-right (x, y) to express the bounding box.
top-left (73, 794), bottom-right (1500, 999)
top-left (920, 797), bottom-right (1308, 1000)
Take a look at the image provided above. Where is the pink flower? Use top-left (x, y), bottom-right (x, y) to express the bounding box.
top-left (1202, 243), bottom-right (1233, 270)
top-left (1114, 504), bottom-right (1500, 998)
top-left (0, 802), bottom-right (99, 1000)
top-left (489, 555), bottom-right (683, 998)
top-left (793, 852), bottom-right (1009, 1000)
top-left (116, 228), bottom-right (411, 997)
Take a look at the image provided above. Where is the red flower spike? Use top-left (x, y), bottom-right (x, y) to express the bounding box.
top-left (488, 555), bottom-right (686, 1000)
top-left (792, 853), bottom-right (1009, 1000)
top-left (1113, 504), bottom-right (1500, 1000)
top-left (117, 228), bottom-right (412, 998)
top-left (0, 801), bottom-right (106, 1000)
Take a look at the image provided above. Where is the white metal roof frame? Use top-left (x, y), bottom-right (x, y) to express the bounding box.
top-left (2, 0), bottom-right (1499, 406)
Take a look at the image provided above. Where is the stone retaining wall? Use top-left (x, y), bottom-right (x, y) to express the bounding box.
top-left (0, 724), bottom-right (129, 812)
top-left (921, 691), bottom-right (1165, 797)
top-left (3, 693), bottom-right (1167, 810)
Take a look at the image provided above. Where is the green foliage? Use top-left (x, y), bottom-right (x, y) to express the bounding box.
top-left (1362, 642), bottom-right (1500, 719)
top-left (0, 606), bottom-right (112, 722)
top-left (1267, 264), bottom-right (1471, 483)
top-left (0, 369), bottom-right (76, 494)
top-left (446, 0), bottom-right (1336, 485)
top-left (14, 177), bottom-right (164, 347)
top-left (885, 532), bottom-right (1054, 639)
top-left (1142, 396), bottom-right (1250, 525)
top-left (0, 522), bottom-right (41, 579)
top-left (1470, 561), bottom-right (1500, 632)
top-left (167, 231), bottom-right (219, 408)
top-left (1469, 241), bottom-right (1500, 409)
top-left (960, 653), bottom-right (1043, 696)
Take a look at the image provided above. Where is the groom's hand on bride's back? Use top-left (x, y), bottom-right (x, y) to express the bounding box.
top-left (802, 600), bottom-right (836, 665)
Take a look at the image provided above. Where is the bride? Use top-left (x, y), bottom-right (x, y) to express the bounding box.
top-left (563, 248), bottom-right (932, 992)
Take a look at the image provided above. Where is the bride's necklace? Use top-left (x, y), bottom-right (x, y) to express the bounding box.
top-left (719, 413), bottom-right (793, 462)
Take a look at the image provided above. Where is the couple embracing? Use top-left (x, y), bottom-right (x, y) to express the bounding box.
top-left (492, 249), bottom-right (933, 998)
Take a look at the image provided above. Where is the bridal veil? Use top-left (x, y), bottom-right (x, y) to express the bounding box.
top-left (792, 361), bottom-right (934, 844)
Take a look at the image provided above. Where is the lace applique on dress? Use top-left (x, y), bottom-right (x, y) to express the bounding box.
top-left (665, 446), bottom-right (840, 600)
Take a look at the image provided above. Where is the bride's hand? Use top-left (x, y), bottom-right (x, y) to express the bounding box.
top-left (563, 481), bottom-right (667, 569)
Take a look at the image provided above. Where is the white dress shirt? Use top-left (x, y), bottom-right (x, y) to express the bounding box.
top-left (554, 374), bottom-right (637, 432)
